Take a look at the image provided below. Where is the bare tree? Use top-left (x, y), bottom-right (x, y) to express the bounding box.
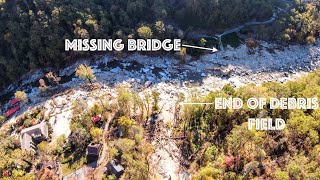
top-left (246, 38), bottom-right (257, 53)
top-left (45, 72), bottom-right (61, 86)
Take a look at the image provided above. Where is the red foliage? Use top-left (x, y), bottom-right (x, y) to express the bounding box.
top-left (2, 170), bottom-right (11, 177)
top-left (224, 155), bottom-right (235, 167)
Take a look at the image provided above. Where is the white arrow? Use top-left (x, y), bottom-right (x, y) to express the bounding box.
top-left (182, 44), bottom-right (218, 52)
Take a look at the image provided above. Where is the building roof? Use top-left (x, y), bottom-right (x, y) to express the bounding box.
top-left (21, 122), bottom-right (49, 151)
top-left (86, 142), bottom-right (101, 156)
top-left (106, 160), bottom-right (124, 177)
top-left (10, 98), bottom-right (20, 106)
top-left (5, 105), bottom-right (20, 117)
top-left (91, 115), bottom-right (102, 123)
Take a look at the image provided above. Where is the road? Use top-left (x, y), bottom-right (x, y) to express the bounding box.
top-left (93, 112), bottom-right (115, 179)
top-left (195, 0), bottom-right (295, 50)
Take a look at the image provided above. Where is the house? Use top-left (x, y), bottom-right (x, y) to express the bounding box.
top-left (91, 115), bottom-right (102, 123)
top-left (86, 142), bottom-right (102, 163)
top-left (5, 105), bottom-right (20, 117)
top-left (10, 98), bottom-right (20, 106)
top-left (20, 122), bottom-right (49, 151)
top-left (86, 142), bottom-right (101, 160)
top-left (106, 160), bottom-right (124, 178)
top-left (4, 98), bottom-right (21, 117)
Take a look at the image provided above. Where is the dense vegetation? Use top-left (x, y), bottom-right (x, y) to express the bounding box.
top-left (281, 0), bottom-right (320, 44)
top-left (174, 71), bottom-right (320, 179)
top-left (0, 107), bottom-right (49, 179)
top-left (0, 0), bottom-right (283, 89)
top-left (252, 0), bottom-right (320, 45)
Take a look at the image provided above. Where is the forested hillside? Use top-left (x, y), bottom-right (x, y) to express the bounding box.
top-left (175, 71), bottom-right (320, 179)
top-left (281, 0), bottom-right (320, 44)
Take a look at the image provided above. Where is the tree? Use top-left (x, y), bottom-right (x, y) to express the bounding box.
top-left (226, 123), bottom-right (266, 171)
top-left (282, 33), bottom-right (291, 42)
top-left (39, 79), bottom-right (48, 92)
top-left (306, 35), bottom-right (316, 44)
top-left (75, 64), bottom-right (96, 84)
top-left (10, 149), bottom-right (33, 171)
top-left (155, 21), bottom-right (165, 34)
top-left (117, 87), bottom-right (132, 116)
top-left (12, 169), bottom-right (26, 178)
top-left (193, 165), bottom-right (222, 180)
top-left (37, 141), bottom-right (53, 161)
top-left (222, 84), bottom-right (235, 95)
top-left (151, 91), bottom-right (160, 113)
top-left (54, 135), bottom-right (66, 154)
top-left (107, 174), bottom-right (117, 180)
top-left (45, 72), bottom-right (61, 86)
top-left (90, 127), bottom-right (103, 143)
top-left (275, 170), bottom-right (289, 180)
top-left (281, 2), bottom-right (320, 44)
top-left (0, 115), bottom-right (5, 123)
top-left (246, 38), bottom-right (257, 53)
top-left (287, 112), bottom-right (319, 149)
top-left (137, 26), bottom-right (153, 39)
top-left (37, 141), bottom-right (51, 154)
top-left (179, 47), bottom-right (187, 62)
top-left (15, 91), bottom-right (28, 103)
top-left (68, 128), bottom-right (91, 152)
top-left (132, 93), bottom-right (144, 122)
top-left (122, 160), bottom-right (149, 180)
top-left (118, 116), bottom-right (135, 134)
top-left (128, 125), bottom-right (144, 144)
top-left (90, 103), bottom-right (103, 115)
top-left (115, 138), bottom-right (135, 153)
top-left (199, 38), bottom-right (207, 46)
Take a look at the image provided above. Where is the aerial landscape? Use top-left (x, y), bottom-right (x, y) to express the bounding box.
top-left (0, 0), bottom-right (320, 179)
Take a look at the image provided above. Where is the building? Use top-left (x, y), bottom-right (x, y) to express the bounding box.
top-left (86, 142), bottom-right (101, 157)
top-left (10, 98), bottom-right (20, 106)
top-left (5, 105), bottom-right (20, 117)
top-left (106, 160), bottom-right (124, 178)
top-left (86, 142), bottom-right (101, 162)
top-left (91, 115), bottom-right (102, 123)
top-left (4, 98), bottom-right (21, 117)
top-left (20, 122), bottom-right (49, 151)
